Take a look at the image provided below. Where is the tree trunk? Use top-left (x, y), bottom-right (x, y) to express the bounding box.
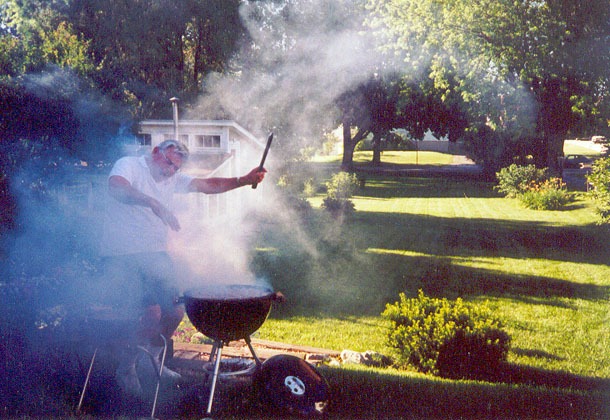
top-left (547, 134), bottom-right (565, 176)
top-left (341, 121), bottom-right (355, 171)
top-left (372, 132), bottom-right (381, 165)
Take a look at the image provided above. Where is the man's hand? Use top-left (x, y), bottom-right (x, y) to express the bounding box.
top-left (240, 166), bottom-right (267, 186)
top-left (149, 199), bottom-right (181, 231)
top-left (109, 175), bottom-right (181, 231)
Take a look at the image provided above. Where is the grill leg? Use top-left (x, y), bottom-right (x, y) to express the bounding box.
top-left (209, 341), bottom-right (219, 363)
top-left (244, 336), bottom-right (262, 366)
top-left (76, 347), bottom-right (98, 413)
top-left (206, 340), bottom-right (223, 416)
top-left (150, 334), bottom-right (167, 419)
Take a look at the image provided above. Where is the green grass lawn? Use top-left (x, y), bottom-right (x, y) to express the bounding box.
top-left (312, 149), bottom-right (455, 166)
top-left (179, 150), bottom-right (609, 418)
top-left (256, 174), bottom-right (609, 377)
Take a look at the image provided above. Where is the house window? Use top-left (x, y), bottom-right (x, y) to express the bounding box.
top-left (194, 135), bottom-right (221, 148)
top-left (137, 133), bottom-right (152, 146)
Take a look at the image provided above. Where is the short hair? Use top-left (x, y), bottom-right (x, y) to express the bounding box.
top-left (157, 139), bottom-right (190, 160)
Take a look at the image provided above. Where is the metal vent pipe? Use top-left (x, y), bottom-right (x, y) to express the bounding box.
top-left (170, 97), bottom-right (179, 139)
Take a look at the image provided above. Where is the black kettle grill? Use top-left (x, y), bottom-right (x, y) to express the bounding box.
top-left (181, 284), bottom-right (329, 417)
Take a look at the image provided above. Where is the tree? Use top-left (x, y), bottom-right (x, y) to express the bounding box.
top-left (1, 0), bottom-right (72, 74)
top-left (336, 80), bottom-right (376, 170)
top-left (183, 0), bottom-right (244, 89)
top-left (336, 73), bottom-right (402, 167)
top-left (367, 0), bottom-right (610, 172)
top-left (40, 21), bottom-right (93, 77)
top-left (65, 0), bottom-right (245, 117)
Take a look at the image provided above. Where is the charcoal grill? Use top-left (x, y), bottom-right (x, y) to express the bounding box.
top-left (181, 283), bottom-right (280, 416)
top-left (181, 283), bottom-right (329, 418)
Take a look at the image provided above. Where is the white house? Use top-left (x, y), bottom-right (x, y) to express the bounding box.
top-left (59, 118), bottom-right (266, 221)
top-left (135, 119), bottom-right (265, 175)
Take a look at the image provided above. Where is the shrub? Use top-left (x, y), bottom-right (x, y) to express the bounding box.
top-left (518, 178), bottom-right (574, 210)
top-left (302, 177), bottom-right (316, 197)
top-left (325, 171), bottom-right (359, 200)
top-left (382, 290), bottom-right (510, 378)
top-left (276, 174), bottom-right (313, 216)
top-left (321, 196), bottom-right (355, 218)
top-left (495, 164), bottom-right (548, 198)
top-left (587, 157), bottom-right (610, 223)
top-left (321, 172), bottom-right (359, 218)
top-left (496, 165), bottom-right (574, 210)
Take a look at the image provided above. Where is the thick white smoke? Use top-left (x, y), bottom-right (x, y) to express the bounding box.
top-left (191, 0), bottom-right (385, 140)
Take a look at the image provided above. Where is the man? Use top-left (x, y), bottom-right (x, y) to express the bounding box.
top-left (99, 139), bottom-right (266, 396)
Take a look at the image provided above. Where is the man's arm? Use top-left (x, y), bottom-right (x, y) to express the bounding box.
top-left (108, 175), bottom-right (181, 231)
top-left (188, 167), bottom-right (266, 194)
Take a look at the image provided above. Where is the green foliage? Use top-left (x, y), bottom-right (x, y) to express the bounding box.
top-left (368, 0), bottom-right (610, 172)
top-left (382, 290), bottom-right (511, 378)
top-left (302, 177), bottom-right (316, 197)
top-left (276, 174), bottom-right (313, 216)
top-left (325, 171), bottom-right (359, 200)
top-left (0, 34), bottom-right (26, 77)
top-left (321, 131), bottom-right (340, 156)
top-left (321, 196), bottom-right (355, 217)
top-left (518, 178), bottom-right (573, 210)
top-left (495, 164), bottom-right (548, 198)
top-left (321, 171), bottom-right (359, 217)
top-left (587, 157), bottom-right (610, 223)
top-left (496, 164), bottom-right (574, 210)
top-left (40, 21), bottom-right (93, 76)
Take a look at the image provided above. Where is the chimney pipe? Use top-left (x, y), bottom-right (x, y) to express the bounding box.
top-left (170, 97), bottom-right (179, 139)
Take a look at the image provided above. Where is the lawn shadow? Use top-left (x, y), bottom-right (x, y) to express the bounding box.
top-left (357, 211), bottom-right (610, 266)
top-left (264, 249), bottom-right (608, 320)
top-left (408, 257), bottom-right (610, 304)
top-left (355, 176), bottom-right (498, 199)
top-left (320, 364), bottom-right (608, 420)
top-left (467, 360), bottom-right (610, 394)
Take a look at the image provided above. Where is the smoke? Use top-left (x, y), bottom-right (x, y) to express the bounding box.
top-left (163, 0), bottom-right (386, 292)
top-left (0, 68), bottom-right (135, 326)
top-left (1, 0), bottom-right (417, 326)
top-left (192, 0), bottom-right (386, 142)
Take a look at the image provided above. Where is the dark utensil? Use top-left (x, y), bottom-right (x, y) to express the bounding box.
top-left (252, 132), bottom-right (273, 189)
top-left (182, 284), bottom-right (278, 342)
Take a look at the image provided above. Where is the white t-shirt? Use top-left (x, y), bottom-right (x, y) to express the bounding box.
top-left (100, 155), bottom-right (193, 256)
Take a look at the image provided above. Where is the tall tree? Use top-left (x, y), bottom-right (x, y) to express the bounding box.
top-left (367, 0), bottom-right (610, 172)
top-left (66, 0), bottom-right (245, 117)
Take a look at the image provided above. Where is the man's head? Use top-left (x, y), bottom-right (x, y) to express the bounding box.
top-left (152, 140), bottom-right (189, 177)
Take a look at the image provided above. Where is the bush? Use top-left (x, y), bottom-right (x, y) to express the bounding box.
top-left (518, 178), bottom-right (574, 210)
top-left (276, 174), bottom-right (313, 216)
top-left (382, 290), bottom-right (510, 378)
top-left (495, 164), bottom-right (548, 198)
top-left (587, 157), bottom-right (610, 223)
top-left (321, 196), bottom-right (355, 218)
top-left (302, 177), bottom-right (316, 197)
top-left (325, 171), bottom-right (359, 200)
top-left (496, 164), bottom-right (574, 210)
top-left (321, 172), bottom-right (359, 218)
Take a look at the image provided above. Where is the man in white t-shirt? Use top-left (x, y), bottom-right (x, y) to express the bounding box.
top-left (100, 139), bottom-right (266, 396)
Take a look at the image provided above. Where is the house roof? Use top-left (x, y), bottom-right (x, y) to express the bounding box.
top-left (138, 119), bottom-right (265, 149)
